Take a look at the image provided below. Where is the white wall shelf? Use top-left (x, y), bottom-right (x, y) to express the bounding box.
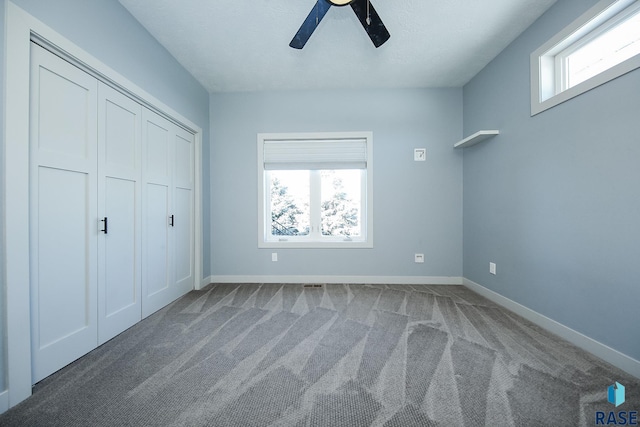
top-left (454, 130), bottom-right (500, 149)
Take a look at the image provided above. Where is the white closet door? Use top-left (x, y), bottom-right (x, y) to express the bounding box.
top-left (142, 109), bottom-right (174, 317)
top-left (97, 83), bottom-right (142, 345)
top-left (173, 127), bottom-right (195, 296)
top-left (29, 43), bottom-right (98, 383)
top-left (141, 109), bottom-right (195, 317)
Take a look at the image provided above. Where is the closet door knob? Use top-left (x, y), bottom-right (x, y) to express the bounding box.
top-left (169, 215), bottom-right (174, 227)
top-left (100, 217), bottom-right (108, 234)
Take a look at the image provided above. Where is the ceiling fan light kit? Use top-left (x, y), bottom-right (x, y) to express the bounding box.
top-left (290, 0), bottom-right (390, 49)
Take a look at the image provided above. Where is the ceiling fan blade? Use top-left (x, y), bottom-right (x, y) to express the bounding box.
top-left (350, 0), bottom-right (390, 48)
top-left (290, 0), bottom-right (333, 49)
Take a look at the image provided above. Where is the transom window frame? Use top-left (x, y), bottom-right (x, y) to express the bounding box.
top-left (257, 131), bottom-right (374, 249)
top-left (531, 0), bottom-right (640, 115)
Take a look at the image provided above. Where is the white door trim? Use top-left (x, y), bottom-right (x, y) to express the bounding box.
top-left (3, 2), bottom-right (203, 409)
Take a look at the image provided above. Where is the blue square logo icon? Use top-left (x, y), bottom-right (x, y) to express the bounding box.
top-left (608, 382), bottom-right (625, 407)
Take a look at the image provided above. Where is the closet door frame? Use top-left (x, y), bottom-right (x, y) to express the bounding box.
top-left (3, 3), bottom-right (203, 410)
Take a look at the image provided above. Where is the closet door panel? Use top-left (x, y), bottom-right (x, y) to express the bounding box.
top-left (174, 187), bottom-right (193, 287)
top-left (97, 84), bottom-right (142, 345)
top-left (30, 43), bottom-right (98, 383)
top-left (37, 168), bottom-right (93, 347)
top-left (174, 132), bottom-right (192, 189)
top-left (37, 67), bottom-right (92, 163)
top-left (145, 120), bottom-right (170, 183)
top-left (142, 109), bottom-right (174, 317)
top-left (100, 177), bottom-right (138, 338)
top-left (173, 129), bottom-right (194, 293)
top-left (145, 183), bottom-right (170, 297)
top-left (104, 97), bottom-right (137, 171)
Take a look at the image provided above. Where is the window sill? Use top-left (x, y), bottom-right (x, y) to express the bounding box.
top-left (259, 239), bottom-right (373, 249)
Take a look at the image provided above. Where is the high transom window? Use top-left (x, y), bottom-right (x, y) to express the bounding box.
top-left (531, 0), bottom-right (640, 115)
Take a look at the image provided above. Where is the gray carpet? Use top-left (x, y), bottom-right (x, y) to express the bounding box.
top-left (1, 283), bottom-right (638, 426)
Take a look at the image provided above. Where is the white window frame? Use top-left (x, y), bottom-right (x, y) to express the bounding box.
top-left (257, 132), bottom-right (374, 249)
top-left (531, 0), bottom-right (640, 115)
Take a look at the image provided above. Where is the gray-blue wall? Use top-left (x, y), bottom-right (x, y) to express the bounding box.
top-left (1, 0), bottom-right (6, 394)
top-left (10, 0), bottom-right (211, 278)
top-left (463, 0), bottom-right (640, 361)
top-left (210, 89), bottom-right (463, 278)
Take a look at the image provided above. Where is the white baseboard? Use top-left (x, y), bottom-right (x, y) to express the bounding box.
top-left (0, 390), bottom-right (8, 414)
top-left (206, 275), bottom-right (463, 285)
top-left (199, 276), bottom-right (214, 289)
top-left (463, 278), bottom-right (640, 379)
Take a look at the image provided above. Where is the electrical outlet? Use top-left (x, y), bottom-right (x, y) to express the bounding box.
top-left (415, 253), bottom-right (425, 263)
top-left (272, 253), bottom-right (278, 262)
top-left (489, 262), bottom-right (497, 275)
top-left (414, 148), bottom-right (426, 161)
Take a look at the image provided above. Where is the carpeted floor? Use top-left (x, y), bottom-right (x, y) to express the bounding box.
top-left (1, 283), bottom-right (638, 426)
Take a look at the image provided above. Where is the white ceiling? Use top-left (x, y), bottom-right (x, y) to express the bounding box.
top-left (119, 0), bottom-right (557, 93)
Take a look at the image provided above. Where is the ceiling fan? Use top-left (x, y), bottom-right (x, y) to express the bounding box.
top-left (290, 0), bottom-right (390, 49)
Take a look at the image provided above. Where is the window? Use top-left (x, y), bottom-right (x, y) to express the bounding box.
top-left (258, 132), bottom-right (373, 248)
top-left (531, 0), bottom-right (640, 115)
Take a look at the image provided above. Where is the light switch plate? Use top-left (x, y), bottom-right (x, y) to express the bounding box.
top-left (414, 148), bottom-right (426, 161)
top-left (415, 253), bottom-right (425, 263)
top-left (489, 262), bottom-right (496, 275)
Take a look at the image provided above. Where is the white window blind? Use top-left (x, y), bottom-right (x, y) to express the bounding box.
top-left (262, 137), bottom-right (368, 170)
